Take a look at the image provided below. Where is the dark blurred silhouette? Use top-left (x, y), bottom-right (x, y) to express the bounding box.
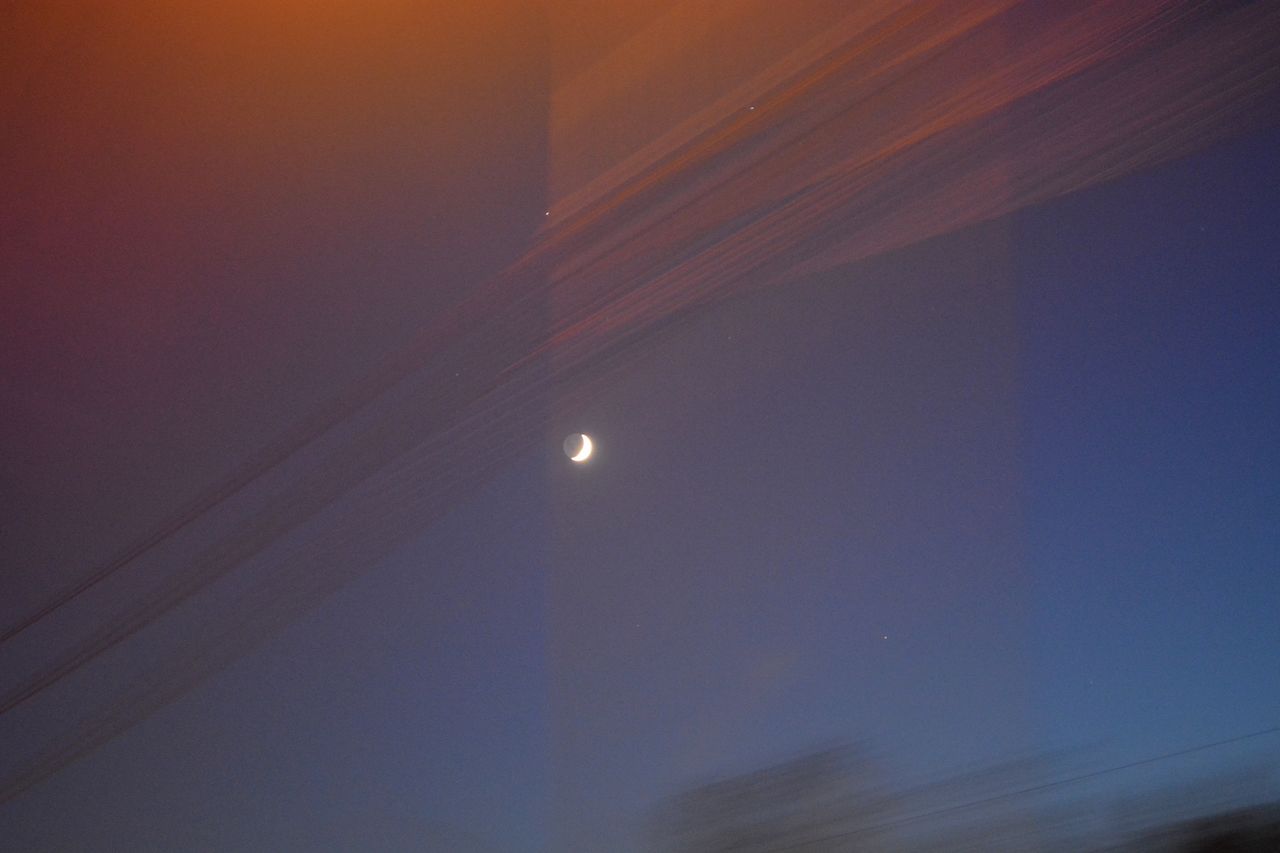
top-left (1144, 805), bottom-right (1280, 853)
top-left (650, 744), bottom-right (1280, 852)
top-left (651, 746), bottom-right (898, 852)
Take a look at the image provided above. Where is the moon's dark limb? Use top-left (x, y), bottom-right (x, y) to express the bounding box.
top-left (563, 433), bottom-right (592, 461)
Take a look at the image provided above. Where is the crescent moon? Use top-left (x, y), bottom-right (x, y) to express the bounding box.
top-left (569, 434), bottom-right (593, 462)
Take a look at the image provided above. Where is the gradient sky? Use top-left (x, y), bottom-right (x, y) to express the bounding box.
top-left (3, 122), bottom-right (1275, 853)
top-left (2, 4), bottom-right (1278, 852)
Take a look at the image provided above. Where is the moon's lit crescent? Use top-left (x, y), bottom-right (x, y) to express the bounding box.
top-left (569, 434), bottom-right (593, 462)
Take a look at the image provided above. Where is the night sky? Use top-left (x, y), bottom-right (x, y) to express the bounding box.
top-left (2, 3), bottom-right (1278, 851)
